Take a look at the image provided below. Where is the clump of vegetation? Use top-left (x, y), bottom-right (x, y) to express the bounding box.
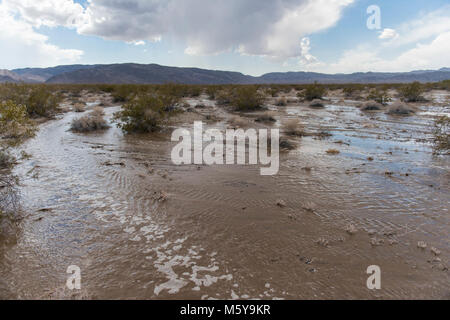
top-left (386, 101), bottom-right (417, 116)
top-left (367, 88), bottom-right (391, 105)
top-left (399, 82), bottom-right (425, 102)
top-left (283, 119), bottom-right (304, 137)
top-left (275, 97), bottom-right (287, 106)
top-left (71, 112), bottom-right (110, 133)
top-left (326, 149), bottom-right (340, 155)
top-left (228, 116), bottom-right (248, 128)
top-left (73, 103), bottom-right (86, 113)
top-left (113, 93), bottom-right (179, 133)
top-left (301, 82), bottom-right (326, 101)
top-left (433, 116), bottom-right (449, 154)
top-left (359, 100), bottom-right (384, 111)
top-left (0, 84), bottom-right (61, 118)
top-left (0, 101), bottom-right (35, 143)
top-left (309, 99), bottom-right (325, 108)
top-left (232, 86), bottom-right (265, 111)
top-left (255, 112), bottom-right (276, 123)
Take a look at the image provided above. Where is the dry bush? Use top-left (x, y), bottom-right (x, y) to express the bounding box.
top-left (275, 97), bottom-right (287, 106)
top-left (326, 149), bottom-right (340, 155)
top-left (255, 112), bottom-right (276, 123)
top-left (433, 116), bottom-right (449, 154)
top-left (73, 103), bottom-right (86, 113)
top-left (228, 116), bottom-right (248, 128)
top-left (91, 106), bottom-right (105, 117)
top-left (283, 119), bottom-right (304, 137)
top-left (71, 114), bottom-right (109, 133)
top-left (359, 100), bottom-right (384, 111)
top-left (386, 101), bottom-right (417, 115)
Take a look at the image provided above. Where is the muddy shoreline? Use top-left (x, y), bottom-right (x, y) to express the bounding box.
top-left (0, 90), bottom-right (449, 299)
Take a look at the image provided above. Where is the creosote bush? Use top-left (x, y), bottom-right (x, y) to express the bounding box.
top-left (113, 93), bottom-right (179, 133)
top-left (399, 82), bottom-right (425, 102)
top-left (232, 86), bottom-right (265, 111)
top-left (367, 88), bottom-right (391, 105)
top-left (301, 82), bottom-right (326, 101)
top-left (0, 100), bottom-right (35, 142)
top-left (283, 119), bottom-right (304, 137)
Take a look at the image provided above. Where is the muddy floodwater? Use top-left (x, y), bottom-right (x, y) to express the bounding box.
top-left (0, 93), bottom-right (449, 299)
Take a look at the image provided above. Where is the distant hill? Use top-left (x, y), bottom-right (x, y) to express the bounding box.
top-left (12, 65), bottom-right (98, 83)
top-left (0, 69), bottom-right (24, 83)
top-left (45, 63), bottom-right (254, 85)
top-left (1, 63), bottom-right (449, 84)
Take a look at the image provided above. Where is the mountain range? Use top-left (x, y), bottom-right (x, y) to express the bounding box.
top-left (1, 63), bottom-right (449, 85)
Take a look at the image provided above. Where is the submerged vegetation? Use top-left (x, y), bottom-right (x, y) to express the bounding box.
top-left (113, 93), bottom-right (180, 133)
top-left (433, 116), bottom-right (450, 154)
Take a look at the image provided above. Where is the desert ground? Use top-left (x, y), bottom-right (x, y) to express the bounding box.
top-left (0, 83), bottom-right (449, 299)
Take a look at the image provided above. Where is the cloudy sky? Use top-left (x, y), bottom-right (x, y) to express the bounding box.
top-left (1, 0), bottom-right (449, 75)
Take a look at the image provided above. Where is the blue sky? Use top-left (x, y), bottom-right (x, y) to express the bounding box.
top-left (1, 0), bottom-right (449, 75)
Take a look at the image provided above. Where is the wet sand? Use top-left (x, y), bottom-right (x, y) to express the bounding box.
top-left (0, 92), bottom-right (449, 299)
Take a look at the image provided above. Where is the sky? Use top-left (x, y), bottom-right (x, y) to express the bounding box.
top-left (0, 0), bottom-right (449, 75)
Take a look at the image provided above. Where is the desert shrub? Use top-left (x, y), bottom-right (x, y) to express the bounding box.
top-left (114, 93), bottom-right (179, 133)
top-left (255, 112), bottom-right (276, 123)
top-left (399, 82), bottom-right (425, 102)
top-left (228, 116), bottom-right (248, 128)
top-left (0, 172), bottom-right (19, 219)
top-left (71, 114), bottom-right (109, 133)
top-left (215, 89), bottom-right (233, 105)
top-left (283, 119), bottom-right (304, 136)
top-left (26, 85), bottom-right (61, 117)
top-left (232, 86), bottom-right (265, 111)
top-left (0, 101), bottom-right (35, 142)
top-left (73, 103), bottom-right (86, 113)
top-left (275, 97), bottom-right (287, 106)
top-left (302, 82), bottom-right (326, 101)
top-left (367, 88), bottom-right (391, 105)
top-left (0, 149), bottom-right (14, 169)
top-left (386, 101), bottom-right (417, 116)
top-left (310, 99), bottom-right (325, 108)
top-left (112, 85), bottom-right (139, 103)
top-left (359, 100), bottom-right (384, 111)
top-left (433, 116), bottom-right (449, 154)
top-left (91, 107), bottom-right (105, 117)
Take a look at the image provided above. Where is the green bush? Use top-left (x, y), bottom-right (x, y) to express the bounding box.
top-left (302, 82), bottom-right (326, 101)
top-left (0, 100), bottom-right (35, 142)
top-left (232, 86), bottom-right (265, 111)
top-left (399, 82), bottom-right (425, 102)
top-left (114, 93), bottom-right (179, 133)
top-left (367, 88), bottom-right (391, 105)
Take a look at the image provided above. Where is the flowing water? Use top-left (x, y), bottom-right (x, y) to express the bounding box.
top-left (0, 97), bottom-right (449, 299)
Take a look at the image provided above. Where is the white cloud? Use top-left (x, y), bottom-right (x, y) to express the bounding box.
top-left (320, 31), bottom-right (450, 73)
top-left (2, 0), bottom-right (87, 28)
top-left (299, 37), bottom-right (318, 64)
top-left (378, 28), bottom-right (398, 40)
top-left (127, 40), bottom-right (146, 46)
top-left (75, 0), bottom-right (353, 59)
top-left (393, 5), bottom-right (450, 46)
top-left (0, 5), bottom-right (83, 69)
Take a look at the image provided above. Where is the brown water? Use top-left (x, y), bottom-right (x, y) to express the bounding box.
top-left (0, 96), bottom-right (449, 299)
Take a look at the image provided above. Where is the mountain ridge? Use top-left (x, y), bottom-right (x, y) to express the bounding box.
top-left (0, 63), bottom-right (448, 84)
